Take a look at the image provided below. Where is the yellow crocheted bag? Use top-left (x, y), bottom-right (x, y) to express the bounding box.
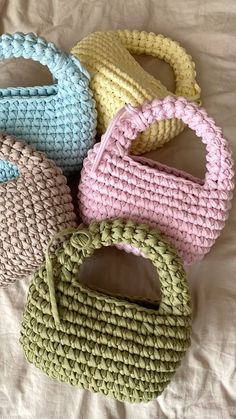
top-left (72, 30), bottom-right (201, 154)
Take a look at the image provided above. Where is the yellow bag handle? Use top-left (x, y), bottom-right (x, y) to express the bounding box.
top-left (114, 29), bottom-right (201, 102)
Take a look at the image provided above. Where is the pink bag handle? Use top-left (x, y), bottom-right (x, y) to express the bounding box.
top-left (92, 96), bottom-right (233, 189)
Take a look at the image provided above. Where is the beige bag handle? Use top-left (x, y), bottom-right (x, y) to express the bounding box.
top-left (0, 135), bottom-right (56, 177)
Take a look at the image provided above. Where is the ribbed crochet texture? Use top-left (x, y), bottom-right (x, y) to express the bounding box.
top-left (78, 97), bottom-right (234, 264)
top-left (20, 219), bottom-right (192, 403)
top-left (72, 29), bottom-right (201, 154)
top-left (0, 32), bottom-right (97, 182)
top-left (0, 134), bottom-right (77, 287)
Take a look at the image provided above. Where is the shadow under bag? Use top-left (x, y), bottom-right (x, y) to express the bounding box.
top-left (0, 32), bottom-right (97, 182)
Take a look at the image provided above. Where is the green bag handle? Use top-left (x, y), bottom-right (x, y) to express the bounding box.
top-left (44, 218), bottom-right (191, 325)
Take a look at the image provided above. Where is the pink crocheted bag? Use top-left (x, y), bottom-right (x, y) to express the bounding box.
top-left (78, 97), bottom-right (234, 264)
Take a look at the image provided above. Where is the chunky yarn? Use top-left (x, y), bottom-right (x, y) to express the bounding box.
top-left (78, 96), bottom-right (234, 264)
top-left (0, 32), bottom-right (97, 182)
top-left (20, 219), bottom-right (192, 403)
top-left (72, 29), bottom-right (201, 154)
top-left (0, 134), bottom-right (77, 287)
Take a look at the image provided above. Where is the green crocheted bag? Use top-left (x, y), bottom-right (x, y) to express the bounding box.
top-left (20, 219), bottom-right (192, 403)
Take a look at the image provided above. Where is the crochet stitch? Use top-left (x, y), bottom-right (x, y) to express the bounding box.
top-left (0, 32), bottom-right (97, 182)
top-left (0, 134), bottom-right (77, 287)
top-left (78, 96), bottom-right (234, 264)
top-left (20, 219), bottom-right (192, 403)
top-left (72, 29), bottom-right (201, 154)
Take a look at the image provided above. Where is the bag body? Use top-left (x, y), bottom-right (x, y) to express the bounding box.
top-left (0, 134), bottom-right (77, 287)
top-left (78, 97), bottom-right (234, 264)
top-left (72, 29), bottom-right (201, 154)
top-left (20, 219), bottom-right (192, 403)
top-left (0, 32), bottom-right (97, 182)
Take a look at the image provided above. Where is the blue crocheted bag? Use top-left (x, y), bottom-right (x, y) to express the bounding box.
top-left (0, 32), bottom-right (97, 182)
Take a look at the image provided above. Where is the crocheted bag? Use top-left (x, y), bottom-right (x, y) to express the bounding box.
top-left (0, 134), bottom-right (77, 287)
top-left (78, 97), bottom-right (234, 264)
top-left (20, 218), bottom-right (192, 403)
top-left (0, 32), bottom-right (97, 182)
top-left (72, 29), bottom-right (201, 154)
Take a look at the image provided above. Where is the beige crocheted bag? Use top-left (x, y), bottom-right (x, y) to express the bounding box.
top-left (0, 135), bottom-right (77, 287)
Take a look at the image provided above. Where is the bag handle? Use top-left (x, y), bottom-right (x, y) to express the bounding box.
top-left (44, 219), bottom-right (191, 326)
top-left (92, 97), bottom-right (234, 189)
top-left (0, 134), bottom-right (55, 175)
top-left (0, 32), bottom-right (90, 83)
top-left (114, 30), bottom-right (201, 101)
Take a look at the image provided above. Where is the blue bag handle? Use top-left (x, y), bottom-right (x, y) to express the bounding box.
top-left (0, 32), bottom-right (90, 84)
